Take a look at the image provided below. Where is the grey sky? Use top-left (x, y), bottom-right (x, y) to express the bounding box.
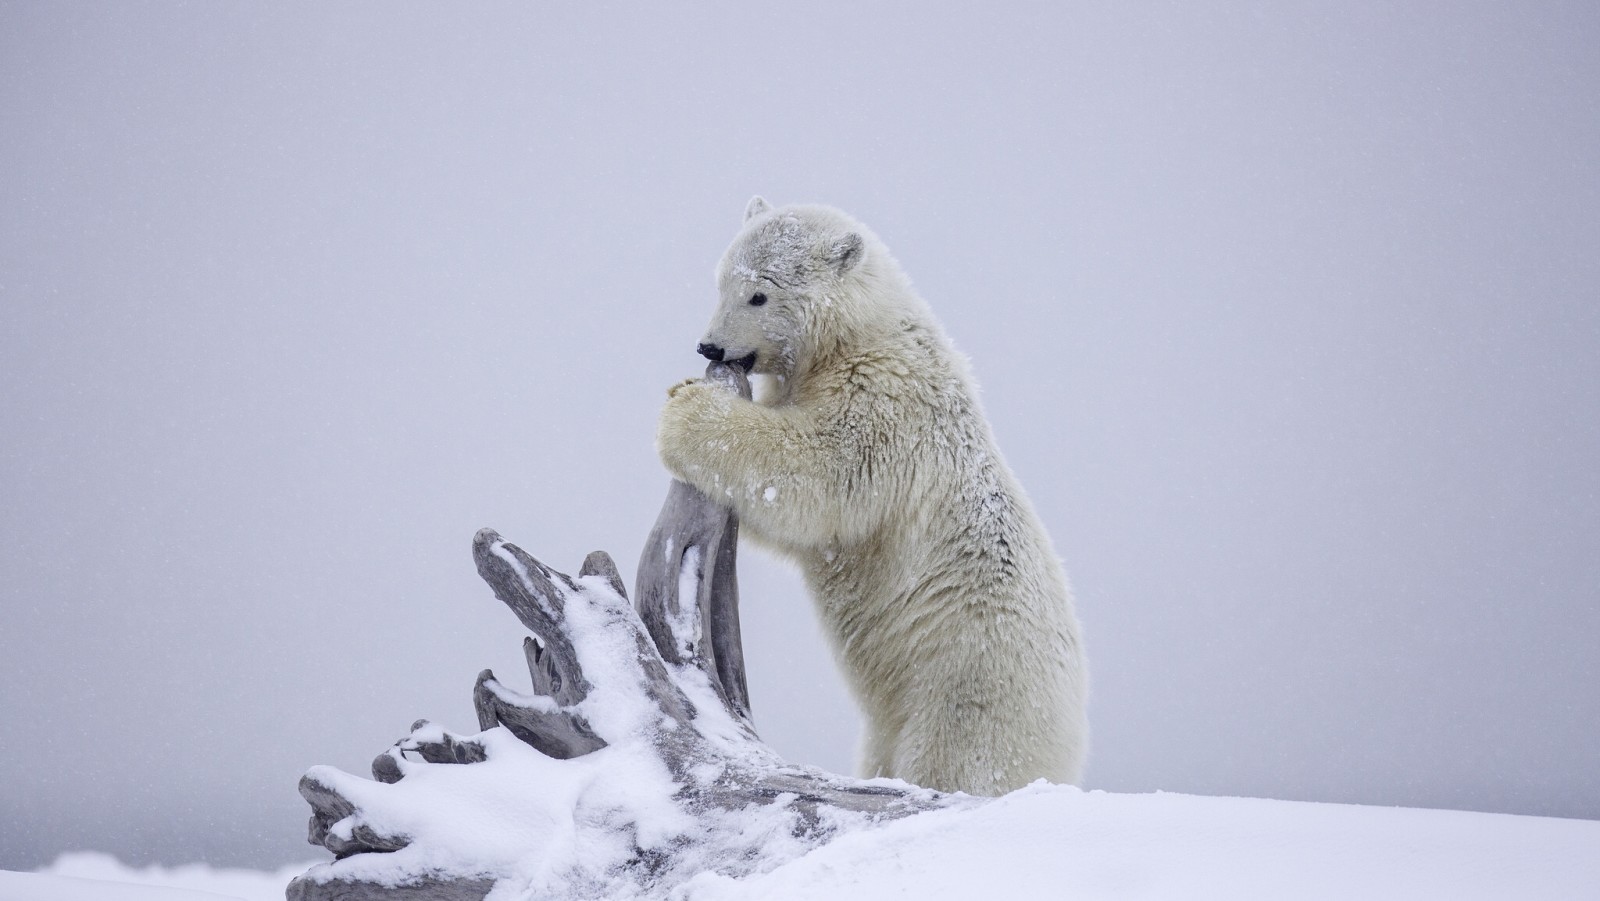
top-left (2, 1), bottom-right (1597, 870)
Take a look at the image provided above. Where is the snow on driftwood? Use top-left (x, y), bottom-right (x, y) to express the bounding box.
top-left (287, 364), bottom-right (961, 900)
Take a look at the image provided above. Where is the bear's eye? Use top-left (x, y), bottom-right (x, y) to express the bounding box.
top-left (749, 292), bottom-right (768, 307)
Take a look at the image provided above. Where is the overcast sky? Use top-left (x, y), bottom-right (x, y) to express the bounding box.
top-left (3, 1), bottom-right (1598, 871)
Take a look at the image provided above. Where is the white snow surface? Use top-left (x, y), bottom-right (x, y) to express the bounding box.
top-left (14, 853), bottom-right (314, 901)
top-left (13, 789), bottom-right (1596, 900)
top-left (684, 784), bottom-right (1600, 900)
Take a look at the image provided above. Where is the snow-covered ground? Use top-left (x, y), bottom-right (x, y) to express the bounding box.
top-left (10, 788), bottom-right (1597, 900)
top-left (688, 785), bottom-right (1600, 901)
top-left (7, 854), bottom-right (311, 901)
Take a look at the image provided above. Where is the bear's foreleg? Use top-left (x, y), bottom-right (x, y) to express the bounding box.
top-left (657, 380), bottom-right (877, 551)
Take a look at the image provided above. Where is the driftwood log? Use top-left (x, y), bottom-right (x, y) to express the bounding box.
top-left (288, 364), bottom-right (960, 901)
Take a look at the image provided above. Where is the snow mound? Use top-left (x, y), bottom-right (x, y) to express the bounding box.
top-left (685, 784), bottom-right (1600, 901)
top-left (21, 853), bottom-right (313, 901)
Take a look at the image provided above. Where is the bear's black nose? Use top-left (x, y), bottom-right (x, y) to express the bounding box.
top-left (697, 342), bottom-right (725, 362)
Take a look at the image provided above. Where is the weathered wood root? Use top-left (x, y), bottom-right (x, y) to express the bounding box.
top-left (287, 363), bottom-right (958, 900)
top-left (634, 360), bottom-right (754, 725)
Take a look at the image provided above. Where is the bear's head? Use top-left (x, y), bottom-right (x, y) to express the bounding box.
top-left (698, 197), bottom-right (895, 381)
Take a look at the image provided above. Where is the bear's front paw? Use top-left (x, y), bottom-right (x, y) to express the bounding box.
top-left (661, 378), bottom-right (729, 421)
top-left (657, 380), bottom-right (732, 478)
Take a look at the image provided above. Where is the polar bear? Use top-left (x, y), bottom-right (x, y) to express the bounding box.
top-left (657, 198), bottom-right (1087, 795)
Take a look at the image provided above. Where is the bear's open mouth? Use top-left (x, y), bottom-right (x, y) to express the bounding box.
top-left (728, 352), bottom-right (757, 372)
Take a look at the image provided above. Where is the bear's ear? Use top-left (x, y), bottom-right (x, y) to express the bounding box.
top-left (826, 232), bottom-right (864, 274)
top-left (744, 196), bottom-right (772, 222)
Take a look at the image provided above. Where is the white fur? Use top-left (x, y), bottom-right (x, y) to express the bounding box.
top-left (658, 200), bottom-right (1087, 795)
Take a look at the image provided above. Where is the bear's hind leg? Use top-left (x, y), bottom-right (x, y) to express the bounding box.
top-left (893, 671), bottom-right (1062, 796)
top-left (859, 722), bottom-right (900, 781)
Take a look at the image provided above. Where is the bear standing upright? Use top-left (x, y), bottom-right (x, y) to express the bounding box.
top-left (657, 198), bottom-right (1087, 795)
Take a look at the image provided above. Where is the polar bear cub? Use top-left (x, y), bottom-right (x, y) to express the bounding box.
top-left (657, 198), bottom-right (1087, 795)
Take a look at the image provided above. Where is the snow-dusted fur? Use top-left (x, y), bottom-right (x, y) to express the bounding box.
top-left (658, 198), bottom-right (1088, 795)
